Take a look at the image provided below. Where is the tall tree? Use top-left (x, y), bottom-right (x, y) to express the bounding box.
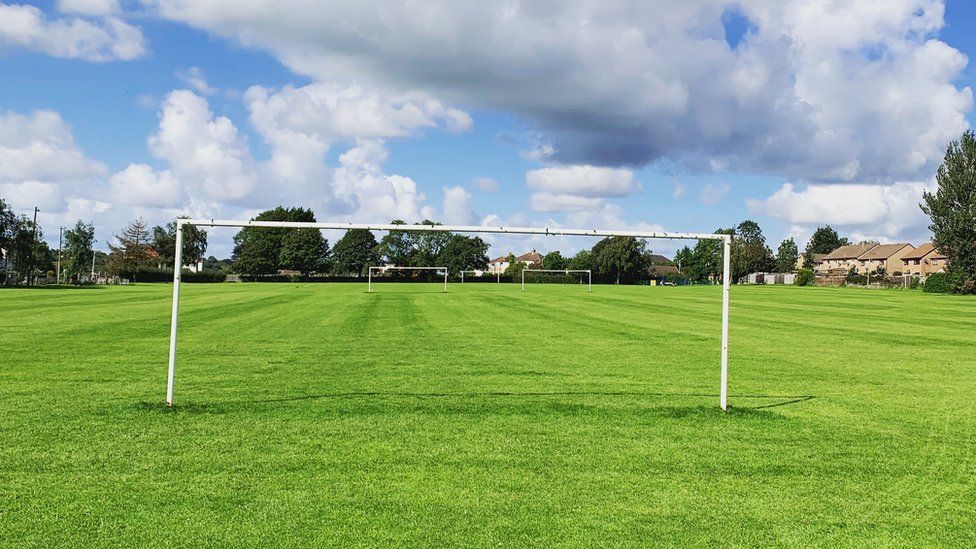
top-left (590, 236), bottom-right (652, 284)
top-left (152, 218), bottom-right (208, 269)
top-left (542, 251), bottom-right (567, 270)
top-left (436, 234), bottom-right (489, 274)
top-left (63, 220), bottom-right (95, 281)
top-left (921, 129), bottom-right (976, 291)
top-left (410, 220), bottom-right (453, 267)
top-left (376, 220), bottom-right (414, 266)
top-left (804, 226), bottom-right (849, 266)
top-left (232, 207), bottom-right (315, 275)
top-left (567, 250), bottom-right (592, 271)
top-left (279, 228), bottom-right (330, 276)
top-left (7, 214), bottom-right (40, 280)
top-left (106, 218), bottom-right (152, 274)
top-left (731, 220), bottom-right (776, 280)
top-left (331, 229), bottom-right (378, 276)
top-left (0, 198), bottom-right (16, 268)
top-left (776, 238), bottom-right (800, 273)
top-left (684, 229), bottom-right (731, 283)
top-left (674, 246), bottom-right (693, 273)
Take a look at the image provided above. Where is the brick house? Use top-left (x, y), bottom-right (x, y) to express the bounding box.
top-left (488, 250), bottom-right (544, 274)
top-left (900, 243), bottom-right (948, 277)
top-left (855, 243), bottom-right (915, 274)
top-left (818, 243), bottom-right (878, 274)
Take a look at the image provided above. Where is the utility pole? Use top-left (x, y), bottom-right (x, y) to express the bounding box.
top-left (57, 225), bottom-right (64, 284)
top-left (28, 207), bottom-right (38, 286)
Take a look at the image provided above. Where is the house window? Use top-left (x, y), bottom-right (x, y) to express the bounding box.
top-left (914, 259), bottom-right (920, 265)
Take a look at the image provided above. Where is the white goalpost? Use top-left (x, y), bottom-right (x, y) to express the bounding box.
top-left (522, 268), bottom-right (592, 292)
top-left (165, 219), bottom-right (732, 410)
top-left (461, 270), bottom-right (501, 283)
top-left (368, 266), bottom-right (448, 293)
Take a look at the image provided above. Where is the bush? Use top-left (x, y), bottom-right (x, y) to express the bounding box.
top-left (794, 268), bottom-right (815, 286)
top-left (923, 272), bottom-right (952, 293)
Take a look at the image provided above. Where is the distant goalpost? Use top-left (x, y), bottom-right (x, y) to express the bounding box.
top-left (165, 219), bottom-right (732, 410)
top-left (368, 266), bottom-right (448, 293)
top-left (522, 268), bottom-right (592, 292)
top-left (460, 270), bottom-right (500, 283)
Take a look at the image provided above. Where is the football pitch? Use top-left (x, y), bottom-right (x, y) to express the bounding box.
top-left (1, 282), bottom-right (974, 546)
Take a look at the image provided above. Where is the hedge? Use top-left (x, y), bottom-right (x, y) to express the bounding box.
top-left (116, 269), bottom-right (227, 283)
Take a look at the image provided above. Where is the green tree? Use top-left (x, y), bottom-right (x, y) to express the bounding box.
top-left (590, 236), bottom-right (651, 284)
top-left (804, 226), bottom-right (849, 266)
top-left (34, 240), bottom-right (55, 275)
top-left (106, 218), bottom-right (152, 275)
top-left (436, 234), bottom-right (489, 274)
top-left (7, 214), bottom-right (40, 281)
top-left (410, 220), bottom-right (453, 267)
top-left (685, 230), bottom-right (730, 283)
top-left (921, 129), bottom-right (976, 293)
top-left (503, 253), bottom-right (525, 278)
top-left (674, 246), bottom-right (693, 273)
top-left (63, 220), bottom-right (95, 281)
top-left (776, 237), bottom-right (800, 273)
top-left (152, 218), bottom-right (208, 269)
top-left (731, 220), bottom-right (776, 280)
top-left (542, 251), bottom-right (567, 270)
top-left (567, 249), bottom-right (592, 271)
top-left (331, 229), bottom-right (378, 276)
top-left (279, 228), bottom-right (329, 276)
top-left (0, 198), bottom-right (16, 269)
top-left (376, 220), bottom-right (414, 266)
top-left (232, 207), bottom-right (315, 275)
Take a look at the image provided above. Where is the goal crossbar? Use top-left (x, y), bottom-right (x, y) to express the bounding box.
top-left (368, 266), bottom-right (447, 293)
top-left (165, 218), bottom-right (732, 410)
top-left (522, 269), bottom-right (592, 292)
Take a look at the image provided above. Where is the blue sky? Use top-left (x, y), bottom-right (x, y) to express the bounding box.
top-left (1, 1), bottom-right (974, 258)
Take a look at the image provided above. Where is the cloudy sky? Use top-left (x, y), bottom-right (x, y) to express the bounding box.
top-left (1, 0), bottom-right (974, 258)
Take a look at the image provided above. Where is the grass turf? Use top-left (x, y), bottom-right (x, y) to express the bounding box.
top-left (1, 282), bottom-right (974, 546)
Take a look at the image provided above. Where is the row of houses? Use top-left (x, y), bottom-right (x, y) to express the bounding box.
top-left (800, 242), bottom-right (947, 277)
top-left (488, 251), bottom-right (544, 274)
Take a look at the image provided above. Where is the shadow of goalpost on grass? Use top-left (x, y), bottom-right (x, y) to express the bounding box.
top-left (137, 392), bottom-right (815, 415)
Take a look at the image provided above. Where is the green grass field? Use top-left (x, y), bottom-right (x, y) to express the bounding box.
top-left (1, 282), bottom-right (974, 546)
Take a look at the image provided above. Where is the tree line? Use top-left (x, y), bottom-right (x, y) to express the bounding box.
top-left (230, 207), bottom-right (492, 277)
top-left (0, 201), bottom-right (210, 284)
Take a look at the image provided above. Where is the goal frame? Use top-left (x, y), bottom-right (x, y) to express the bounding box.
top-left (460, 270), bottom-right (501, 283)
top-left (165, 219), bottom-right (732, 410)
top-left (522, 268), bottom-right (592, 292)
top-left (368, 265), bottom-right (448, 293)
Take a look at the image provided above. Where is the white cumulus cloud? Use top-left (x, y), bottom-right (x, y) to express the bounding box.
top-left (0, 3), bottom-right (145, 61)
top-left (748, 181), bottom-right (935, 243)
top-left (526, 165), bottom-right (639, 198)
top-left (148, 90), bottom-right (257, 201)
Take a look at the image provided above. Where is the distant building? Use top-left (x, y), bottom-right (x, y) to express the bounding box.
top-left (795, 253), bottom-right (825, 271)
top-left (818, 243), bottom-right (879, 273)
top-left (855, 243), bottom-right (915, 274)
top-left (488, 256), bottom-right (510, 274)
top-left (516, 250), bottom-right (544, 266)
top-left (900, 243), bottom-right (948, 277)
top-left (488, 250), bottom-right (543, 274)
